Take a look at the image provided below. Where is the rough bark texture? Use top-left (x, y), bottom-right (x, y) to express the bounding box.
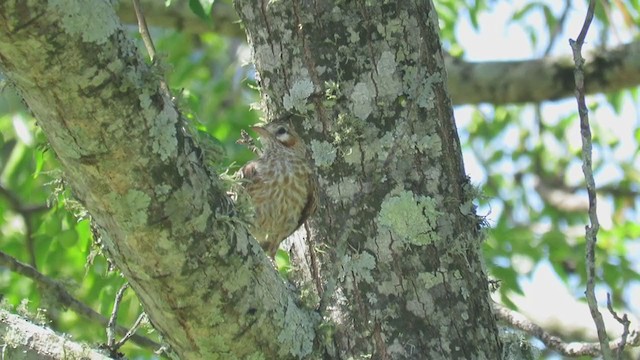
top-left (0, 1), bottom-right (316, 359)
top-left (1, 0), bottom-right (503, 358)
top-left (235, 0), bottom-right (502, 358)
top-left (0, 310), bottom-right (111, 360)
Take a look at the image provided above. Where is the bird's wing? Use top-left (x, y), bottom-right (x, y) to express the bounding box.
top-left (297, 171), bottom-right (317, 228)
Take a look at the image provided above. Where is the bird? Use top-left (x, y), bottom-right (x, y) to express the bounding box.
top-left (239, 121), bottom-right (317, 257)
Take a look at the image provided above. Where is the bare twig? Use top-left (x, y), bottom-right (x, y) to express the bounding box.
top-left (114, 313), bottom-right (148, 351)
top-left (606, 293), bottom-right (631, 359)
top-left (0, 251), bottom-right (161, 350)
top-left (132, 0), bottom-right (170, 96)
top-left (493, 302), bottom-right (640, 357)
top-left (107, 283), bottom-right (130, 348)
top-left (569, 1), bottom-right (612, 358)
top-left (132, 0), bottom-right (156, 61)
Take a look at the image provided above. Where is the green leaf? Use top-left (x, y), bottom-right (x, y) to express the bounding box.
top-left (189, 0), bottom-right (215, 21)
top-left (58, 228), bottom-right (79, 248)
top-left (274, 249), bottom-right (291, 276)
top-left (605, 90), bottom-right (625, 115)
top-left (511, 2), bottom-right (541, 22)
top-left (32, 148), bottom-right (44, 178)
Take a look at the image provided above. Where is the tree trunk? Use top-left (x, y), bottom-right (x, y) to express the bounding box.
top-left (235, 0), bottom-right (503, 358)
top-left (0, 0), bottom-right (502, 358)
top-left (0, 1), bottom-right (315, 359)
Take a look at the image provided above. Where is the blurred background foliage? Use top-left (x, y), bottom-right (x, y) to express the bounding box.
top-left (0, 0), bottom-right (638, 358)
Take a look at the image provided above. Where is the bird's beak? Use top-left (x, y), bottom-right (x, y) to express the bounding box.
top-left (251, 126), bottom-right (268, 137)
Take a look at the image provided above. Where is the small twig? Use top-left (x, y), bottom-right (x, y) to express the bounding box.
top-left (0, 251), bottom-right (160, 350)
top-left (107, 283), bottom-right (130, 348)
top-left (113, 313), bottom-right (147, 351)
top-left (131, 0), bottom-right (170, 96)
top-left (569, 1), bottom-right (612, 358)
top-left (606, 293), bottom-right (631, 359)
top-left (132, 0), bottom-right (156, 61)
top-left (493, 302), bottom-right (640, 357)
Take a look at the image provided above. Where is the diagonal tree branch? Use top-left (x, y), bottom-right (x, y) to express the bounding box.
top-left (0, 251), bottom-right (161, 351)
top-left (0, 309), bottom-right (113, 360)
top-left (494, 302), bottom-right (640, 357)
top-left (0, 1), bottom-right (314, 358)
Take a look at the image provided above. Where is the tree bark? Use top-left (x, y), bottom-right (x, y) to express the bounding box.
top-left (445, 40), bottom-right (640, 105)
top-left (0, 309), bottom-right (112, 360)
top-left (1, 0), bottom-right (503, 358)
top-left (235, 0), bottom-right (502, 358)
top-left (0, 1), bottom-right (316, 359)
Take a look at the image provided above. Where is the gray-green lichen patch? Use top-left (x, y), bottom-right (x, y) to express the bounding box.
top-left (326, 177), bottom-right (359, 203)
top-left (377, 271), bottom-right (403, 297)
top-left (233, 227), bottom-right (251, 256)
top-left (413, 133), bottom-right (442, 156)
top-left (148, 102), bottom-right (178, 161)
top-left (155, 183), bottom-right (173, 200)
top-left (164, 183), bottom-right (203, 235)
top-left (500, 329), bottom-right (539, 360)
top-left (350, 81), bottom-right (374, 120)
top-left (277, 297), bottom-right (316, 358)
top-left (106, 189), bottom-right (151, 230)
top-left (339, 251), bottom-right (376, 285)
top-left (377, 190), bottom-right (440, 245)
top-left (310, 140), bottom-right (337, 168)
top-left (79, 65), bottom-right (109, 89)
top-left (245, 352), bottom-right (266, 360)
top-left (342, 146), bottom-right (361, 165)
top-left (221, 260), bottom-right (253, 293)
top-left (49, 0), bottom-right (119, 44)
top-left (254, 44), bottom-right (281, 74)
top-left (190, 202), bottom-right (212, 233)
top-left (373, 51), bottom-right (401, 98)
top-left (283, 78), bottom-right (314, 112)
top-left (416, 73), bottom-right (442, 110)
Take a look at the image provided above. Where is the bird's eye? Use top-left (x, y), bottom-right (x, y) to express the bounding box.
top-left (276, 127), bottom-right (287, 136)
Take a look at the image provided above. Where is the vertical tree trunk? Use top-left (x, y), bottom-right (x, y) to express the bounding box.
top-left (235, 0), bottom-right (503, 358)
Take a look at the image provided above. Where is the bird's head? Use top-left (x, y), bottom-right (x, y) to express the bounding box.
top-left (252, 122), bottom-right (304, 153)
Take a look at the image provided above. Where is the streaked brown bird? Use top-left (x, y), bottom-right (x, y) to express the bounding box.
top-left (239, 122), bottom-right (317, 256)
